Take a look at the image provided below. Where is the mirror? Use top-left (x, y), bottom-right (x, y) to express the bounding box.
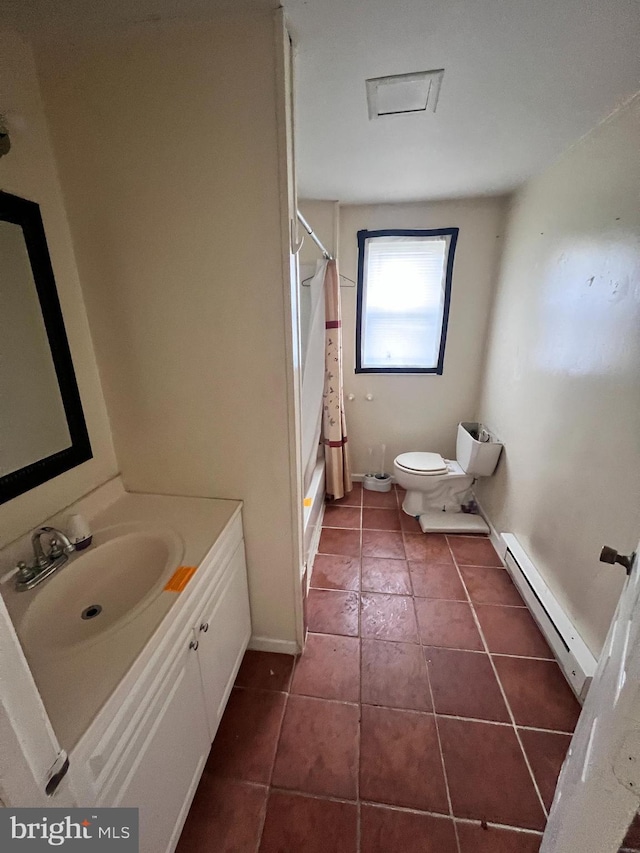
top-left (0, 191), bottom-right (91, 504)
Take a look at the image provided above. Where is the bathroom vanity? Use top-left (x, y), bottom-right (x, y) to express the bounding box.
top-left (2, 488), bottom-right (251, 853)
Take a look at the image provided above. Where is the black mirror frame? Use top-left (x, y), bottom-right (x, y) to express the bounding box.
top-left (0, 191), bottom-right (92, 505)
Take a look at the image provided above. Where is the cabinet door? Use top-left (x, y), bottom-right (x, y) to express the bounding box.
top-left (113, 635), bottom-right (210, 853)
top-left (197, 541), bottom-right (251, 739)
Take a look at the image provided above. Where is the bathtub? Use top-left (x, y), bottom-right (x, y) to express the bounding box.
top-left (300, 261), bottom-right (327, 578)
top-left (303, 448), bottom-right (325, 581)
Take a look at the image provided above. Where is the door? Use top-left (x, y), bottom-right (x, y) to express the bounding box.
top-left (196, 541), bottom-right (251, 739)
top-left (0, 592), bottom-right (76, 806)
top-left (542, 542), bottom-right (640, 852)
top-left (111, 632), bottom-right (210, 853)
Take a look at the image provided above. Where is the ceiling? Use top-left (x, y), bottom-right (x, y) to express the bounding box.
top-left (285, 0), bottom-right (640, 203)
top-left (2, 0), bottom-right (638, 204)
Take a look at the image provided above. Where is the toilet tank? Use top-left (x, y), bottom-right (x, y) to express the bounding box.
top-left (456, 422), bottom-right (503, 476)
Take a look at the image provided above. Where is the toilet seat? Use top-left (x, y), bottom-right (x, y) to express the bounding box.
top-left (395, 452), bottom-right (448, 476)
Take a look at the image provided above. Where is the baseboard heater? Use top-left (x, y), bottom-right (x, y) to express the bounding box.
top-left (501, 533), bottom-right (597, 702)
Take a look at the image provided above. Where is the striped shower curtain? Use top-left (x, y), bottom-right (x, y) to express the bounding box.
top-left (322, 260), bottom-right (352, 500)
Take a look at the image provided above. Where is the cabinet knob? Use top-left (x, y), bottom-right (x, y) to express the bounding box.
top-left (189, 639), bottom-right (199, 651)
top-left (200, 622), bottom-right (209, 633)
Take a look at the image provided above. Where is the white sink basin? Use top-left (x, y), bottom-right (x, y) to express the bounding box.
top-left (18, 526), bottom-right (184, 654)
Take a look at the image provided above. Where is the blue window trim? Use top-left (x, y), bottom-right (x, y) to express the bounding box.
top-left (355, 227), bottom-right (459, 375)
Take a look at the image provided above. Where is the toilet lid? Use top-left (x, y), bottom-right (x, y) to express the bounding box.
top-left (396, 452), bottom-right (448, 474)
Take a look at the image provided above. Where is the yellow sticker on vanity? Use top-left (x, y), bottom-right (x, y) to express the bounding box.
top-left (303, 497), bottom-right (312, 507)
top-left (164, 566), bottom-right (197, 593)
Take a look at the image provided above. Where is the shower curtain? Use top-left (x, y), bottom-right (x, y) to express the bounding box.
top-left (323, 260), bottom-right (352, 500)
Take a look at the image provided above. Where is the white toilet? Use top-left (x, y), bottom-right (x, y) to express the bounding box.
top-left (393, 422), bottom-right (502, 523)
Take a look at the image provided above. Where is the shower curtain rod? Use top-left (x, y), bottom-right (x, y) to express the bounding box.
top-left (297, 210), bottom-right (333, 260)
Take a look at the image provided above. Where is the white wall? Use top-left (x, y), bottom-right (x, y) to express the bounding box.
top-left (477, 94), bottom-right (640, 655)
top-left (37, 15), bottom-right (300, 646)
top-left (338, 198), bottom-right (507, 474)
top-left (0, 31), bottom-right (117, 546)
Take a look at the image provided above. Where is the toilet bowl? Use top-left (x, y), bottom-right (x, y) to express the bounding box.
top-left (393, 423), bottom-right (502, 517)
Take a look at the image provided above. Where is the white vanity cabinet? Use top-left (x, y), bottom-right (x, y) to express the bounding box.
top-left (70, 506), bottom-right (251, 853)
top-left (102, 626), bottom-right (211, 853)
top-left (195, 540), bottom-right (251, 737)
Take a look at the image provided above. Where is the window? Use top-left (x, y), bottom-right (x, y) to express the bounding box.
top-left (355, 228), bottom-right (458, 374)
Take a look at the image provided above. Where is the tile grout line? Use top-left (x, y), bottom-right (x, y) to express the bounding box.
top-left (288, 789), bottom-right (542, 837)
top-left (453, 816), bottom-right (543, 836)
top-left (267, 785), bottom-right (354, 804)
top-left (307, 615), bottom-right (552, 663)
top-left (489, 647), bottom-right (553, 664)
top-left (234, 684), bottom-right (575, 736)
top-left (445, 535), bottom-right (550, 825)
top-left (253, 788), bottom-right (269, 853)
top-left (372, 491), bottom-right (461, 845)
top-left (311, 580), bottom-right (527, 611)
top-left (254, 666), bottom-right (293, 851)
top-left (409, 551), bottom-right (463, 853)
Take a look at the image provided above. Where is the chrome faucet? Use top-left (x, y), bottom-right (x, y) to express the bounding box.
top-left (32, 526), bottom-right (75, 566)
top-left (15, 527), bottom-right (76, 591)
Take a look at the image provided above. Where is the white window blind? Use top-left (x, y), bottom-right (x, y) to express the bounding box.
top-left (358, 233), bottom-right (454, 372)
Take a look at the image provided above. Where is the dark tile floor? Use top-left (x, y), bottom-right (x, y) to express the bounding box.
top-left (176, 483), bottom-right (630, 852)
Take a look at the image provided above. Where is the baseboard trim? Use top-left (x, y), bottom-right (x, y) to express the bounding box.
top-left (475, 497), bottom-right (507, 559)
top-left (474, 500), bottom-right (594, 701)
top-left (248, 636), bottom-right (300, 655)
top-left (501, 533), bottom-right (596, 701)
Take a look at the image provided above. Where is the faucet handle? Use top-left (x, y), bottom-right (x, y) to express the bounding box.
top-left (49, 539), bottom-right (63, 558)
top-left (16, 561), bottom-right (35, 582)
top-left (49, 537), bottom-right (75, 558)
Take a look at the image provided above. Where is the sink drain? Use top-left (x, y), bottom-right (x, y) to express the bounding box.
top-left (81, 604), bottom-right (102, 620)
